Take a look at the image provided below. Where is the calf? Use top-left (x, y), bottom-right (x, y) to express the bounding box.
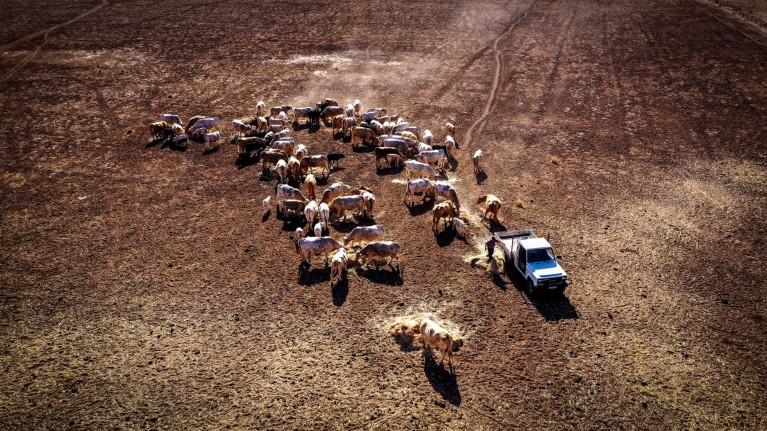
top-left (327, 153), bottom-right (345, 169)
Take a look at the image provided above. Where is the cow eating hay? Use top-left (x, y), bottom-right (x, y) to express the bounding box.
top-left (387, 313), bottom-right (464, 371)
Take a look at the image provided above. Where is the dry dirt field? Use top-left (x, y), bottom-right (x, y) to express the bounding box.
top-left (1, 0), bottom-right (766, 429)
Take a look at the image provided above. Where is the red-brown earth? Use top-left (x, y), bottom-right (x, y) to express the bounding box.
top-left (1, 0), bottom-right (766, 429)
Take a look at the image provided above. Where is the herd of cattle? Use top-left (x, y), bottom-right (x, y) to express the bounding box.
top-left (147, 97), bottom-right (507, 371)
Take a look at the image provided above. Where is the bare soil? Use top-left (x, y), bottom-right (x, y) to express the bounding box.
top-left (1, 0), bottom-right (766, 429)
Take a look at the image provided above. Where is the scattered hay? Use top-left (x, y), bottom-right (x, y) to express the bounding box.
top-left (388, 313), bottom-right (464, 352)
top-left (550, 155), bottom-right (561, 165)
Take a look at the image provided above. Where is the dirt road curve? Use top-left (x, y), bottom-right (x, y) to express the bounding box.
top-left (1, 0), bottom-right (766, 429)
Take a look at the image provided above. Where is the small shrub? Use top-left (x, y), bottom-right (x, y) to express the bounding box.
top-left (514, 199), bottom-right (525, 208)
top-left (550, 156), bottom-right (561, 165)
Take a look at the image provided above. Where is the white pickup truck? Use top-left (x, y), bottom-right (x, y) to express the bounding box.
top-left (494, 229), bottom-right (569, 295)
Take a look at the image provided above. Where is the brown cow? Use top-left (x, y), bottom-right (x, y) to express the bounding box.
top-left (300, 155), bottom-right (330, 178)
top-left (261, 149), bottom-right (289, 171)
top-left (149, 121), bottom-right (170, 140)
top-left (352, 127), bottom-right (377, 148)
top-left (432, 201), bottom-right (455, 232)
top-left (477, 194), bottom-right (502, 221)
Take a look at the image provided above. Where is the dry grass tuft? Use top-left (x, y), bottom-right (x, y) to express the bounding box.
top-left (550, 155), bottom-right (560, 165)
top-left (514, 199), bottom-right (525, 208)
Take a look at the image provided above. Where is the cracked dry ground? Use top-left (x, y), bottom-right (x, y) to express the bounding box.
top-left (1, 0), bottom-right (766, 429)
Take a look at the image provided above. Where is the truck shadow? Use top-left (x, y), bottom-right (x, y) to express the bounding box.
top-left (506, 270), bottom-right (578, 321)
top-left (423, 355), bottom-right (461, 406)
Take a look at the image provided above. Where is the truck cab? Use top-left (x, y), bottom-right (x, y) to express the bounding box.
top-left (494, 230), bottom-right (569, 295)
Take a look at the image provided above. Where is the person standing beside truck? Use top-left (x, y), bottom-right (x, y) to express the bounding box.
top-left (485, 237), bottom-right (498, 261)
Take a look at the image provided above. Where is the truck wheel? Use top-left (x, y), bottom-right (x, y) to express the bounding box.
top-left (526, 279), bottom-right (535, 297)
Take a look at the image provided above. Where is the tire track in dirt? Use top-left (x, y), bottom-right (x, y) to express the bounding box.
top-left (0, 0), bottom-right (109, 84)
top-left (462, 0), bottom-right (539, 149)
top-left (688, 0), bottom-right (767, 49)
top-left (534, 9), bottom-right (576, 123)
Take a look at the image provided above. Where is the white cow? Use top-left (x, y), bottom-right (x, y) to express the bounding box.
top-left (160, 113), bottom-right (182, 125)
top-left (276, 183), bottom-right (307, 201)
top-left (404, 160), bottom-right (437, 179)
top-left (343, 225), bottom-right (384, 247)
top-left (319, 202), bottom-right (330, 228)
top-left (263, 196), bottom-right (272, 214)
top-left (204, 131), bottom-right (221, 151)
top-left (190, 117), bottom-right (220, 132)
top-left (314, 222), bottom-right (323, 238)
top-left (452, 217), bottom-right (468, 238)
top-left (298, 237), bottom-right (344, 265)
top-left (275, 159), bottom-right (289, 183)
top-left (423, 129), bottom-right (433, 145)
top-left (330, 248), bottom-right (348, 283)
top-left (404, 178), bottom-right (435, 206)
top-left (472, 149), bottom-right (484, 173)
top-left (256, 100), bottom-right (266, 117)
top-left (416, 149), bottom-right (447, 169)
top-left (304, 200), bottom-right (319, 225)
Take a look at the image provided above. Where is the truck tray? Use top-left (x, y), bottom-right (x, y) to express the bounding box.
top-left (494, 229), bottom-right (536, 239)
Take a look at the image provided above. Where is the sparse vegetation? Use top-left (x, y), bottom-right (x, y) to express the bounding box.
top-left (515, 199), bottom-right (525, 208)
top-left (551, 155), bottom-right (561, 165)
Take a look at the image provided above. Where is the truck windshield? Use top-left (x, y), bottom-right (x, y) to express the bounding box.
top-left (527, 248), bottom-right (556, 263)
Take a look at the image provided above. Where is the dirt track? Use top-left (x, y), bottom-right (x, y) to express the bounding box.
top-left (1, 0), bottom-right (766, 429)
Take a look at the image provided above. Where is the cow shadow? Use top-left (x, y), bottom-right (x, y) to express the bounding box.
top-left (330, 220), bottom-right (360, 233)
top-left (259, 170), bottom-right (279, 182)
top-left (376, 166), bottom-right (403, 176)
top-left (475, 171), bottom-right (488, 185)
top-left (353, 265), bottom-right (403, 286)
top-left (352, 145), bottom-right (374, 154)
top-left (331, 277), bottom-right (349, 306)
top-left (406, 200), bottom-right (435, 216)
top-left (202, 146), bottom-right (220, 156)
top-left (279, 216), bottom-right (306, 232)
top-left (434, 226), bottom-right (456, 247)
top-left (145, 135), bottom-right (173, 149)
top-left (262, 211), bottom-right (270, 222)
top-left (236, 154), bottom-right (260, 170)
top-left (293, 122), bottom-right (311, 132)
top-left (492, 269), bottom-right (509, 290)
top-left (446, 156), bottom-right (459, 172)
top-left (298, 262), bottom-right (330, 286)
top-left (482, 218), bottom-right (508, 232)
top-left (423, 355), bottom-right (461, 406)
